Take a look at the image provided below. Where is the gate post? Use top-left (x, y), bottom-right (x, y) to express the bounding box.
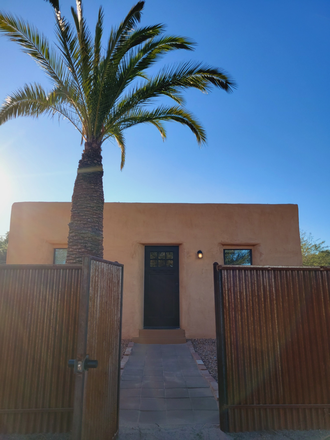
top-left (213, 263), bottom-right (229, 432)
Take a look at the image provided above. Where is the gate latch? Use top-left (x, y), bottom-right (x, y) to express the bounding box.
top-left (68, 355), bottom-right (98, 374)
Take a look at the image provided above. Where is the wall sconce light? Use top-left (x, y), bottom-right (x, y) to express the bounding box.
top-left (197, 250), bottom-right (203, 259)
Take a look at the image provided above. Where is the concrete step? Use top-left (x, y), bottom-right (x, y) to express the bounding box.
top-left (133, 328), bottom-right (186, 344)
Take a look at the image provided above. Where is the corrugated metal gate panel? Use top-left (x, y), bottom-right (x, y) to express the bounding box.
top-left (71, 257), bottom-right (123, 440)
top-left (82, 259), bottom-right (123, 440)
top-left (214, 265), bottom-right (330, 432)
top-left (0, 265), bottom-right (81, 434)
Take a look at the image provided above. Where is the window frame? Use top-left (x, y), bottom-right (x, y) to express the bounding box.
top-left (223, 248), bottom-right (253, 266)
top-left (53, 248), bottom-right (68, 265)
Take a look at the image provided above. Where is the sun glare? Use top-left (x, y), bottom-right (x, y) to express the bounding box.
top-left (0, 165), bottom-right (14, 205)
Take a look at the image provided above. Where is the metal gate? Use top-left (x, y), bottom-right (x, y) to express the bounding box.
top-left (214, 264), bottom-right (330, 432)
top-left (72, 257), bottom-right (123, 440)
top-left (0, 257), bottom-right (123, 439)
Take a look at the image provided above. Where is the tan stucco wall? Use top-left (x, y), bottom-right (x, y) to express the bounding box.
top-left (7, 202), bottom-right (302, 338)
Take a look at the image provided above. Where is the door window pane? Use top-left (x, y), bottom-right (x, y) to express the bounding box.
top-left (158, 252), bottom-right (165, 259)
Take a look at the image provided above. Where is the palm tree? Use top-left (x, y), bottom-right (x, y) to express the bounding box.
top-left (0, 0), bottom-right (235, 264)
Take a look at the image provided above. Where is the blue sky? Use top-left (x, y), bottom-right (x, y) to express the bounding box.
top-left (0, 0), bottom-right (329, 247)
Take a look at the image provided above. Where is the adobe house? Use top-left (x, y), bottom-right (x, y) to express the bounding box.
top-left (7, 202), bottom-right (302, 341)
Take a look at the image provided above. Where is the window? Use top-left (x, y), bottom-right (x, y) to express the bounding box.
top-left (224, 249), bottom-right (252, 265)
top-left (150, 251), bottom-right (174, 268)
top-left (54, 248), bottom-right (67, 264)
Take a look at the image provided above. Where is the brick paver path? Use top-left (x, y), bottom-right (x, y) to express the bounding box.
top-left (119, 343), bottom-right (219, 428)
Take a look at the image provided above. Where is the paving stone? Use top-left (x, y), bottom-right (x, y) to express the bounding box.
top-left (185, 377), bottom-right (210, 388)
top-left (120, 388), bottom-right (141, 398)
top-left (123, 368), bottom-right (144, 376)
top-left (139, 411), bottom-right (167, 425)
top-left (121, 374), bottom-right (143, 382)
top-left (120, 342), bottom-right (220, 430)
top-left (178, 362), bottom-right (197, 368)
top-left (142, 379), bottom-right (165, 389)
top-left (191, 397), bottom-right (219, 410)
top-left (162, 366), bottom-right (181, 372)
top-left (162, 361), bottom-right (180, 366)
top-left (165, 379), bottom-right (187, 389)
top-left (141, 388), bottom-right (165, 398)
top-left (165, 388), bottom-right (189, 398)
top-left (163, 372), bottom-right (183, 379)
top-left (192, 410), bottom-right (220, 424)
top-left (198, 364), bottom-right (207, 370)
top-left (166, 409), bottom-right (194, 425)
top-left (120, 396), bottom-right (141, 410)
top-left (119, 409), bottom-right (140, 425)
top-left (166, 398), bottom-right (192, 410)
top-left (121, 380), bottom-right (142, 389)
top-left (143, 369), bottom-right (164, 376)
top-left (188, 387), bottom-right (214, 398)
top-left (141, 397), bottom-right (167, 411)
top-left (180, 369), bottom-right (202, 377)
top-left (210, 381), bottom-right (218, 390)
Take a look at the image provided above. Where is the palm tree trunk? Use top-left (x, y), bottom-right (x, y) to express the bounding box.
top-left (66, 141), bottom-right (104, 264)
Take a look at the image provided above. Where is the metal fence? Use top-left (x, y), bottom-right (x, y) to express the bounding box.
top-left (214, 264), bottom-right (330, 432)
top-left (0, 258), bottom-right (123, 437)
top-left (0, 265), bottom-right (81, 434)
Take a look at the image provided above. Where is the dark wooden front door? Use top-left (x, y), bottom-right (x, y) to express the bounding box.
top-left (144, 246), bottom-right (179, 328)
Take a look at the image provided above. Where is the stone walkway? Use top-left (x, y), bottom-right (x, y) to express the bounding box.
top-left (119, 343), bottom-right (227, 438)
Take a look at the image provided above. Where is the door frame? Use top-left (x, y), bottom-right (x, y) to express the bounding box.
top-left (143, 245), bottom-right (180, 329)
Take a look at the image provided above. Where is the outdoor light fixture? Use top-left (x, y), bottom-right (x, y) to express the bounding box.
top-left (197, 250), bottom-right (203, 259)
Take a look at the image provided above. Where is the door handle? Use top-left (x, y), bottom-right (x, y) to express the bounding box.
top-left (68, 355), bottom-right (98, 374)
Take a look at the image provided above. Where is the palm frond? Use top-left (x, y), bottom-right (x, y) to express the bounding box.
top-left (109, 34), bottom-right (194, 101)
top-left (0, 83), bottom-right (83, 134)
top-left (93, 7), bottom-right (103, 78)
top-left (110, 128), bottom-right (126, 169)
top-left (105, 106), bottom-right (206, 145)
top-left (0, 12), bottom-right (66, 85)
top-left (153, 61), bottom-right (236, 93)
top-left (149, 120), bottom-right (167, 140)
top-left (70, 3), bottom-right (93, 98)
top-left (103, 1), bottom-right (145, 68)
top-left (44, 1), bottom-right (89, 124)
top-left (44, 0), bottom-right (60, 10)
top-left (95, 32), bottom-right (195, 132)
top-left (116, 1), bottom-right (145, 43)
top-left (106, 60), bottom-right (235, 129)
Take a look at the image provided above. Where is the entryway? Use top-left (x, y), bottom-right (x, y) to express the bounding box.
top-left (144, 246), bottom-right (179, 329)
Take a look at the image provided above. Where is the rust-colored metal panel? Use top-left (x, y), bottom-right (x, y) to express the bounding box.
top-left (0, 265), bottom-right (81, 434)
top-left (72, 257), bottom-right (123, 440)
top-left (214, 265), bottom-right (330, 432)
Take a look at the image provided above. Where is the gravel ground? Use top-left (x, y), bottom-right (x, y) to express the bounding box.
top-left (121, 339), bottom-right (131, 360)
top-left (190, 338), bottom-right (218, 381)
